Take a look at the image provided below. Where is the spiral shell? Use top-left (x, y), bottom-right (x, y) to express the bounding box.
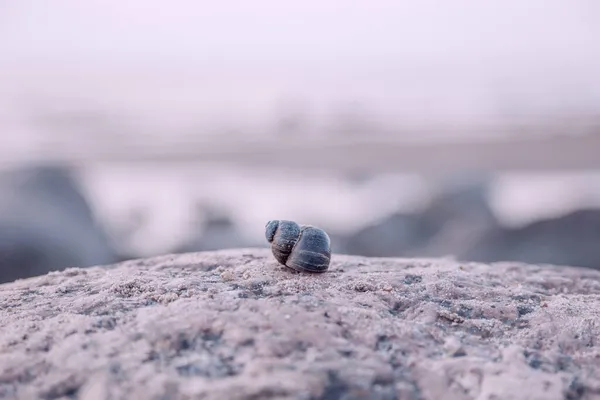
top-left (265, 220), bottom-right (331, 273)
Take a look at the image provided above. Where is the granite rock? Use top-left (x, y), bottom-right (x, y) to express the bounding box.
top-left (1, 249), bottom-right (599, 400)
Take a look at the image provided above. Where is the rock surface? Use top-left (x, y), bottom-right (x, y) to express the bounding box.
top-left (1, 249), bottom-right (600, 400)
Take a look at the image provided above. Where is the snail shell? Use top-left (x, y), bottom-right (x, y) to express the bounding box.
top-left (265, 220), bottom-right (331, 273)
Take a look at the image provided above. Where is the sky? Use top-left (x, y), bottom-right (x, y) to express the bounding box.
top-left (1, 0), bottom-right (599, 133)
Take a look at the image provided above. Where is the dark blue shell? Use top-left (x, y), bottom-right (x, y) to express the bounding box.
top-left (265, 220), bottom-right (331, 273)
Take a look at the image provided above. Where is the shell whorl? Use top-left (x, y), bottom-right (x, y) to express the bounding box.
top-left (265, 220), bottom-right (331, 273)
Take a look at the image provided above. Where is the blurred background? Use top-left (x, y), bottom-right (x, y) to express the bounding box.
top-left (1, 0), bottom-right (600, 283)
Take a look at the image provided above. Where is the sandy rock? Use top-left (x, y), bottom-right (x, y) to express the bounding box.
top-left (1, 249), bottom-right (599, 400)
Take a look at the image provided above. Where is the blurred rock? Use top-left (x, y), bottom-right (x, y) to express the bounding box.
top-left (175, 205), bottom-right (260, 253)
top-left (461, 208), bottom-right (600, 269)
top-left (1, 249), bottom-right (599, 399)
top-left (341, 178), bottom-right (498, 258)
top-left (0, 164), bottom-right (118, 283)
top-left (340, 212), bottom-right (431, 257)
top-left (415, 177), bottom-right (498, 256)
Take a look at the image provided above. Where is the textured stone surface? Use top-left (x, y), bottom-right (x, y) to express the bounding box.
top-left (1, 249), bottom-right (600, 400)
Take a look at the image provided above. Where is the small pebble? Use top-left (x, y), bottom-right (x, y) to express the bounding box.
top-left (443, 336), bottom-right (466, 357)
top-left (220, 271), bottom-right (234, 281)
